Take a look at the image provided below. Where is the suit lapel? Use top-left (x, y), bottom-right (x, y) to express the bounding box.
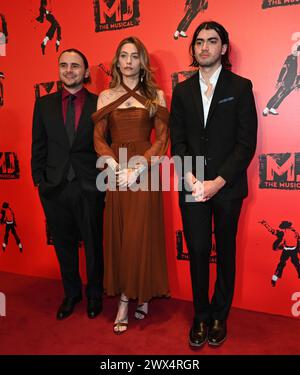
top-left (190, 73), bottom-right (205, 128)
top-left (206, 68), bottom-right (229, 128)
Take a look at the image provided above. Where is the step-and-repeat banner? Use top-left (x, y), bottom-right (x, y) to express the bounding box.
top-left (0, 0), bottom-right (299, 318)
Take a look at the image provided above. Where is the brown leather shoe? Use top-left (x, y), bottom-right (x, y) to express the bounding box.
top-left (208, 320), bottom-right (227, 346)
top-left (189, 321), bottom-right (208, 347)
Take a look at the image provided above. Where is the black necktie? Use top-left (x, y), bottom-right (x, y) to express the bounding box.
top-left (65, 94), bottom-right (76, 181)
top-left (65, 94), bottom-right (76, 145)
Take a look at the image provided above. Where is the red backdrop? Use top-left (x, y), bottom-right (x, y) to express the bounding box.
top-left (0, 0), bottom-right (300, 318)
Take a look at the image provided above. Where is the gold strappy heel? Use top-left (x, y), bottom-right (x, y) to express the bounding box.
top-left (113, 298), bottom-right (129, 334)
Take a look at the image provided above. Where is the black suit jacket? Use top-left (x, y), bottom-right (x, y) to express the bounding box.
top-left (170, 67), bottom-right (258, 201)
top-left (31, 88), bottom-right (100, 195)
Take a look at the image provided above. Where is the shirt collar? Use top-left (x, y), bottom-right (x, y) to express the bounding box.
top-left (199, 65), bottom-right (222, 86)
top-left (62, 86), bottom-right (86, 100)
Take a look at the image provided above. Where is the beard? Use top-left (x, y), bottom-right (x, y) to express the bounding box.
top-left (197, 54), bottom-right (221, 68)
top-left (62, 79), bottom-right (84, 88)
top-left (60, 73), bottom-right (85, 89)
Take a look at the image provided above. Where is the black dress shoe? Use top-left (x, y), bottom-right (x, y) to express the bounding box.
top-left (87, 298), bottom-right (102, 319)
top-left (208, 320), bottom-right (227, 346)
top-left (56, 296), bottom-right (82, 320)
top-left (189, 321), bottom-right (208, 347)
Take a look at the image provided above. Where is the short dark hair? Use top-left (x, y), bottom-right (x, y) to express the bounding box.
top-left (58, 48), bottom-right (91, 84)
top-left (189, 21), bottom-right (232, 70)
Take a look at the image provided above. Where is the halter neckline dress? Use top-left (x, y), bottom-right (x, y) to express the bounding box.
top-left (93, 83), bottom-right (170, 303)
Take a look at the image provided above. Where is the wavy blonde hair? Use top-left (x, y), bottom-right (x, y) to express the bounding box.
top-left (110, 36), bottom-right (159, 116)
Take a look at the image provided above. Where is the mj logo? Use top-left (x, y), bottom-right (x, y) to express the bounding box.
top-left (262, 0), bottom-right (300, 9)
top-left (93, 0), bottom-right (140, 32)
top-left (0, 152), bottom-right (20, 179)
top-left (176, 229), bottom-right (217, 263)
top-left (34, 81), bottom-right (62, 99)
top-left (259, 152), bottom-right (300, 190)
top-left (171, 70), bottom-right (197, 91)
top-left (0, 292), bottom-right (6, 317)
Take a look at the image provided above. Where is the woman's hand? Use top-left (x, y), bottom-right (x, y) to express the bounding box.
top-left (116, 168), bottom-right (138, 188)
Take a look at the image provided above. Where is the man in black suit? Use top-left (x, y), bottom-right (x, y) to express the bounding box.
top-left (31, 49), bottom-right (105, 320)
top-left (170, 21), bottom-right (257, 347)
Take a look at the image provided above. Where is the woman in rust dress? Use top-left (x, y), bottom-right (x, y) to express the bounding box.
top-left (93, 37), bottom-right (169, 334)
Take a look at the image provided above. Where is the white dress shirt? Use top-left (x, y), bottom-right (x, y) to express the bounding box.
top-left (199, 65), bottom-right (222, 127)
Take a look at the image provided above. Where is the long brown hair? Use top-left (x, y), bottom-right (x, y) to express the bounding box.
top-left (110, 36), bottom-right (159, 115)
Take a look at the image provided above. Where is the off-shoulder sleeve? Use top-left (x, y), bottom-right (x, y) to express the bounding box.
top-left (143, 105), bottom-right (169, 164)
top-left (92, 108), bottom-right (118, 160)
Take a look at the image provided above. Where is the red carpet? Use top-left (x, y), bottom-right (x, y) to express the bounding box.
top-left (0, 271), bottom-right (299, 355)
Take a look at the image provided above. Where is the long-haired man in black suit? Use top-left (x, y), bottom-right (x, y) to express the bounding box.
top-left (170, 21), bottom-right (257, 347)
